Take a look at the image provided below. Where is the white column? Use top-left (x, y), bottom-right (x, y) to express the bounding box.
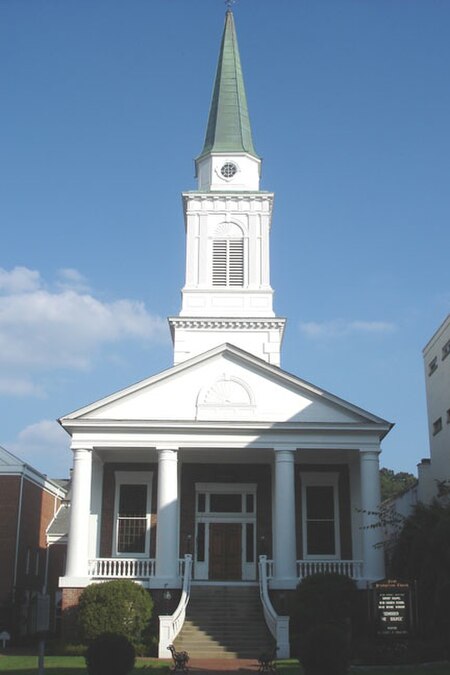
top-left (272, 448), bottom-right (297, 588)
top-left (155, 448), bottom-right (179, 584)
top-left (65, 447), bottom-right (92, 580)
top-left (360, 446), bottom-right (385, 582)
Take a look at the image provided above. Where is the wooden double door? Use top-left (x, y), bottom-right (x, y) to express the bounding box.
top-left (209, 523), bottom-right (241, 580)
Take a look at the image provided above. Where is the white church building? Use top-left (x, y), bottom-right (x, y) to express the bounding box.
top-left (58, 10), bottom-right (392, 656)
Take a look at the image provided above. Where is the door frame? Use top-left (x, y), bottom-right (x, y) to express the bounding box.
top-left (194, 482), bottom-right (257, 581)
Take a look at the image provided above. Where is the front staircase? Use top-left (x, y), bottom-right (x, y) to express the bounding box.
top-left (174, 585), bottom-right (275, 659)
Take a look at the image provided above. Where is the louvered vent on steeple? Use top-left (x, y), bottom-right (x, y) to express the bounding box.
top-left (212, 239), bottom-right (244, 287)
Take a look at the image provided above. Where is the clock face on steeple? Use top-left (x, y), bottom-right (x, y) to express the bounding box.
top-left (220, 162), bottom-right (238, 178)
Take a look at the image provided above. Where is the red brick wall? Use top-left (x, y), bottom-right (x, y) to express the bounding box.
top-left (0, 476), bottom-right (21, 627)
top-left (61, 587), bottom-right (83, 641)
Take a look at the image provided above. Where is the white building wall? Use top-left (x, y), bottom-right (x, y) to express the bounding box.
top-left (422, 314), bottom-right (450, 496)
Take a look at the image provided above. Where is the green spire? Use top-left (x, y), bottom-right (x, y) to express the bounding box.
top-left (198, 10), bottom-right (259, 160)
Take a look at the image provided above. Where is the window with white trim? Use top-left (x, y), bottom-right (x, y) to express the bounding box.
top-left (114, 472), bottom-right (152, 557)
top-left (301, 473), bottom-right (340, 558)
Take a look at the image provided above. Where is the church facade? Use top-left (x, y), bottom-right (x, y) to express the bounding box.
top-left (59, 9), bottom-right (391, 650)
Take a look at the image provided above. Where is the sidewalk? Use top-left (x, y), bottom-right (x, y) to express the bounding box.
top-left (187, 658), bottom-right (259, 673)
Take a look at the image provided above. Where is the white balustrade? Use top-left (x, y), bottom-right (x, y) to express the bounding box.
top-left (297, 559), bottom-right (363, 580)
top-left (88, 558), bottom-right (156, 579)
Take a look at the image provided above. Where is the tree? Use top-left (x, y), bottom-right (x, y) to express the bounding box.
top-left (77, 579), bottom-right (153, 646)
top-left (390, 499), bottom-right (450, 641)
top-left (380, 467), bottom-right (416, 501)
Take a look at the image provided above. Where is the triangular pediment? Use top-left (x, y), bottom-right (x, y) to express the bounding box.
top-left (60, 344), bottom-right (391, 433)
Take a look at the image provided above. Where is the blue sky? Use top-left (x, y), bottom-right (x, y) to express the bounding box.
top-left (1, 0), bottom-right (449, 478)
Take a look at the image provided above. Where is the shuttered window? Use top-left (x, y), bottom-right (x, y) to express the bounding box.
top-left (212, 239), bottom-right (244, 287)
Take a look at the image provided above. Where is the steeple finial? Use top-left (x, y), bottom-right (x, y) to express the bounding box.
top-left (197, 8), bottom-right (259, 161)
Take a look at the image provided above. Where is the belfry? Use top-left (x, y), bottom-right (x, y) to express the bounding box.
top-left (59, 10), bottom-right (392, 659)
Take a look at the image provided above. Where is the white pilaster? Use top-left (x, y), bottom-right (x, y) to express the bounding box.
top-left (272, 448), bottom-right (297, 588)
top-left (155, 448), bottom-right (179, 585)
top-left (65, 447), bottom-right (92, 581)
top-left (360, 446), bottom-right (385, 583)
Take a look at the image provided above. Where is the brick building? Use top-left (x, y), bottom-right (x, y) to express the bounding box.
top-left (0, 446), bottom-right (68, 638)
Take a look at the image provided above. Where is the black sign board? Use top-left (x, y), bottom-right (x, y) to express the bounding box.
top-left (373, 580), bottom-right (411, 637)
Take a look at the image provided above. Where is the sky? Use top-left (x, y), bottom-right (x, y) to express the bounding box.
top-left (1, 0), bottom-right (449, 478)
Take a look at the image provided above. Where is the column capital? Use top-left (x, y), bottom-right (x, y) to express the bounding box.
top-left (71, 444), bottom-right (93, 453)
top-left (157, 447), bottom-right (178, 462)
top-left (273, 446), bottom-right (297, 463)
top-left (359, 444), bottom-right (381, 459)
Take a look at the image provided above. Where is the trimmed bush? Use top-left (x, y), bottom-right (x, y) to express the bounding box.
top-left (291, 573), bottom-right (358, 634)
top-left (300, 623), bottom-right (350, 675)
top-left (86, 633), bottom-right (135, 675)
top-left (78, 579), bottom-right (153, 646)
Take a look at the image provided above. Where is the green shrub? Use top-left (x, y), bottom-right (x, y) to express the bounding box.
top-left (291, 573), bottom-right (358, 634)
top-left (78, 579), bottom-right (153, 645)
top-left (300, 623), bottom-right (349, 675)
top-left (85, 633), bottom-right (135, 675)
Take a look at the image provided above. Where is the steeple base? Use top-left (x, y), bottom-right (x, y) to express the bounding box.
top-left (169, 317), bottom-right (286, 366)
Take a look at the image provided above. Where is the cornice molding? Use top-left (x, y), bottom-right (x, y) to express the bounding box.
top-left (168, 317), bottom-right (286, 331)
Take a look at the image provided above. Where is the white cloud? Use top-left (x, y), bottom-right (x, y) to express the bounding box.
top-left (0, 266), bottom-right (167, 394)
top-left (7, 419), bottom-right (71, 478)
top-left (56, 268), bottom-right (91, 293)
top-left (299, 319), bottom-right (396, 338)
top-left (0, 266), bottom-right (41, 293)
top-left (0, 377), bottom-right (45, 397)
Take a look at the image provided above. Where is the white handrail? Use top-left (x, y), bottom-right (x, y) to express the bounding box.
top-left (158, 554), bottom-right (192, 659)
top-left (258, 556), bottom-right (290, 659)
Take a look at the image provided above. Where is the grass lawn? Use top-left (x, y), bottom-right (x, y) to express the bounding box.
top-left (0, 655), bottom-right (170, 673)
top-left (276, 659), bottom-right (450, 675)
top-left (1, 656), bottom-right (449, 675)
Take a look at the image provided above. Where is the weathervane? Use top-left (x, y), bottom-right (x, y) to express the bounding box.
top-left (225, 0), bottom-right (236, 10)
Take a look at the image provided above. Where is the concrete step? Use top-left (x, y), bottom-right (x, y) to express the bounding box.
top-left (174, 585), bottom-right (274, 659)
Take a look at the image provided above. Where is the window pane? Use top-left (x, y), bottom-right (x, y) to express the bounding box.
top-left (307, 521), bottom-right (335, 555)
top-left (119, 485), bottom-right (147, 516)
top-left (245, 494), bottom-right (254, 513)
top-left (197, 523), bottom-right (205, 562)
top-left (246, 523), bottom-right (254, 562)
top-left (118, 518), bottom-right (146, 553)
top-left (306, 486), bottom-right (334, 519)
top-left (210, 493), bottom-right (242, 512)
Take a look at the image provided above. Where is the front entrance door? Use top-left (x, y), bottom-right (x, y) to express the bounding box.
top-left (209, 523), bottom-right (241, 580)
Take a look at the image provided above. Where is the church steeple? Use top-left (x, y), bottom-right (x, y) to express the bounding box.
top-left (169, 10), bottom-right (285, 365)
top-left (195, 10), bottom-right (262, 192)
top-left (197, 10), bottom-right (259, 161)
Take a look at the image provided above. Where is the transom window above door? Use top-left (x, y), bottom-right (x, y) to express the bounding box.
top-left (195, 483), bottom-right (256, 515)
